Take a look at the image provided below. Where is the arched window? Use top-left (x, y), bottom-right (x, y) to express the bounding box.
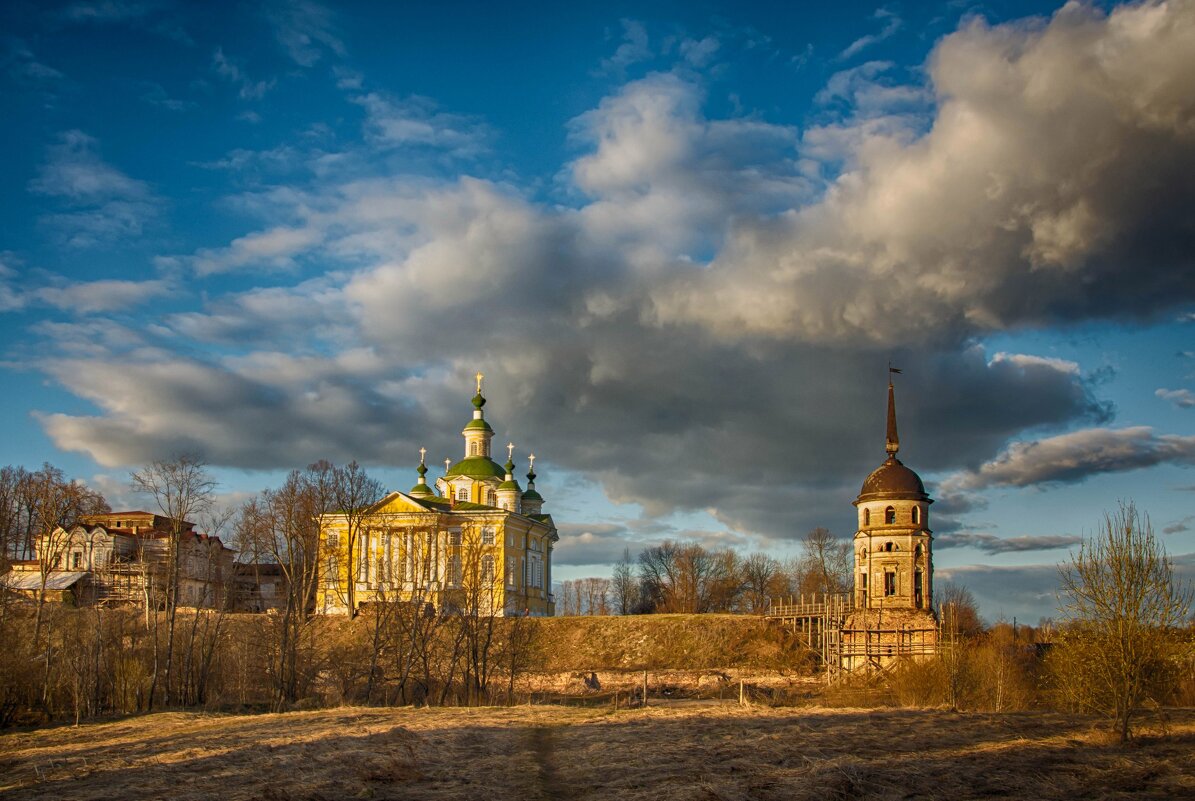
top-left (884, 541), bottom-right (893, 552)
top-left (884, 506), bottom-right (896, 525)
top-left (480, 555), bottom-right (495, 584)
top-left (456, 487), bottom-right (469, 501)
top-left (915, 543), bottom-right (923, 556)
top-left (912, 506), bottom-right (920, 525)
top-left (863, 508), bottom-right (871, 526)
top-left (470, 442), bottom-right (479, 456)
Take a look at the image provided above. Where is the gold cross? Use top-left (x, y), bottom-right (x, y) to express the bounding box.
top-left (507, 442), bottom-right (514, 459)
top-left (528, 453), bottom-right (536, 471)
top-left (419, 446), bottom-right (426, 464)
top-left (476, 371), bottom-right (484, 394)
top-left (444, 458), bottom-right (451, 472)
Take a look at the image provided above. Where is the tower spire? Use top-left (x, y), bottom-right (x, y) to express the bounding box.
top-left (886, 366), bottom-right (901, 457)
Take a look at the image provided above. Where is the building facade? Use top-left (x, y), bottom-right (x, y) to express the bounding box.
top-left (316, 376), bottom-right (558, 616)
top-left (0, 511), bottom-right (235, 609)
top-left (841, 379), bottom-right (938, 671)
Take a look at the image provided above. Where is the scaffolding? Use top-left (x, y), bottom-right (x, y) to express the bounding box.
top-left (765, 593), bottom-right (938, 681)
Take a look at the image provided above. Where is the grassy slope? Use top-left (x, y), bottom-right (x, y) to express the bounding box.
top-left (528, 614), bottom-right (811, 671)
top-left (2, 705), bottom-right (1192, 800)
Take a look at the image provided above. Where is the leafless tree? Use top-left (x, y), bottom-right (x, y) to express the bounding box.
top-left (328, 461), bottom-right (384, 616)
top-left (741, 552), bottom-right (784, 613)
top-left (611, 547), bottom-right (639, 615)
top-left (798, 527), bottom-right (852, 595)
top-left (1056, 503), bottom-right (1193, 741)
top-left (131, 455), bottom-right (215, 709)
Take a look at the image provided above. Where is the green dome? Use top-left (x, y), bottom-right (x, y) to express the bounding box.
top-left (472, 392), bottom-right (486, 409)
top-left (445, 456), bottom-right (506, 479)
top-left (408, 483), bottom-right (434, 497)
top-left (463, 418), bottom-right (494, 433)
top-left (498, 479), bottom-right (522, 491)
top-left (521, 488), bottom-right (543, 502)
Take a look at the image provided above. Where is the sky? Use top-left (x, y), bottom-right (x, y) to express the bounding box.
top-left (2, 0), bottom-right (1194, 623)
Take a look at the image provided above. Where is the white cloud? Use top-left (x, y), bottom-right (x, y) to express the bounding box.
top-left (34, 279), bottom-right (175, 314)
top-left (840, 8), bottom-right (903, 60)
top-left (212, 47), bottom-right (274, 100)
top-left (28, 131), bottom-right (158, 248)
top-left (190, 225), bottom-right (323, 275)
top-left (1157, 387), bottom-right (1195, 409)
top-left (267, 0), bottom-right (344, 66)
top-left (597, 19), bottom-right (652, 75)
top-left (945, 426), bottom-right (1195, 491)
top-left (353, 92), bottom-right (488, 158)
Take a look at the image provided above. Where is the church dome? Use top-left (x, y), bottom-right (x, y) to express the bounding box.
top-left (445, 456), bottom-right (506, 479)
top-left (857, 456), bottom-right (929, 503)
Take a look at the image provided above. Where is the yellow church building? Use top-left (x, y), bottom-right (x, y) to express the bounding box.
top-left (316, 375), bottom-right (557, 616)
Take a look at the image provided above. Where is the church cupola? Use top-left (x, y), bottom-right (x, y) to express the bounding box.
top-left (495, 442), bottom-right (523, 513)
top-left (462, 371), bottom-right (495, 459)
top-left (408, 447), bottom-right (435, 498)
top-left (521, 453), bottom-right (544, 516)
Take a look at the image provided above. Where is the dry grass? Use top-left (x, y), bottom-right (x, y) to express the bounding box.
top-left (1, 705), bottom-right (1192, 800)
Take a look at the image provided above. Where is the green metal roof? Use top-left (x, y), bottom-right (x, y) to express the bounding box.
top-left (463, 418), bottom-right (494, 432)
top-left (521, 488), bottom-right (543, 501)
top-left (498, 479), bottom-right (521, 491)
top-left (445, 456), bottom-right (506, 479)
top-left (408, 483), bottom-right (435, 497)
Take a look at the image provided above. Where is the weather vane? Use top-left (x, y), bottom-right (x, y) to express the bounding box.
top-left (507, 441), bottom-right (515, 459)
top-left (476, 371), bottom-right (484, 394)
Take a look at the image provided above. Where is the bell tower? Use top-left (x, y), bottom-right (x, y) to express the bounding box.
top-left (842, 371), bottom-right (938, 671)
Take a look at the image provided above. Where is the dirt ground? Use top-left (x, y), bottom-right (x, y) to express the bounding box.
top-left (1, 704), bottom-right (1192, 800)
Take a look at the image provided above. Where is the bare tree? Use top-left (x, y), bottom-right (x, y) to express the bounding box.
top-left (741, 552), bottom-right (784, 613)
top-left (611, 547), bottom-right (639, 615)
top-left (329, 461), bottom-right (384, 616)
top-left (798, 527), bottom-right (851, 595)
top-left (131, 455), bottom-right (215, 709)
top-left (1056, 503), bottom-right (1193, 742)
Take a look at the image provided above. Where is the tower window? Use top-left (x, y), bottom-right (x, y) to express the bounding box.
top-left (863, 508), bottom-right (870, 526)
top-left (884, 541), bottom-right (893, 552)
top-left (915, 543), bottom-right (923, 557)
top-left (914, 571), bottom-right (924, 608)
top-left (884, 572), bottom-right (897, 596)
top-left (912, 506), bottom-right (920, 525)
top-left (884, 506), bottom-right (896, 525)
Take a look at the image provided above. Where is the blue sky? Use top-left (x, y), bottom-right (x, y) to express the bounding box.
top-left (2, 0), bottom-right (1194, 622)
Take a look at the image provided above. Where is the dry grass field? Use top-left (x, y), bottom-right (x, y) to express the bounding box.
top-left (1, 704), bottom-right (1193, 800)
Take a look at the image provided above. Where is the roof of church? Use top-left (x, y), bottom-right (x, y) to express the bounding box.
top-left (463, 418), bottom-right (494, 432)
top-left (856, 456), bottom-right (931, 503)
top-left (445, 456), bottom-right (506, 479)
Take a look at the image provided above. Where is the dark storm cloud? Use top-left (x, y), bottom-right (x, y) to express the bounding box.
top-left (32, 1), bottom-right (1195, 540)
top-left (935, 531), bottom-right (1084, 554)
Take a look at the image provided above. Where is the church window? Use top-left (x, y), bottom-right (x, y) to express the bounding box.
top-left (481, 555), bottom-right (494, 584)
top-left (912, 506), bottom-right (920, 525)
top-left (470, 442), bottom-right (479, 456)
top-left (507, 557), bottom-right (517, 587)
top-left (884, 506), bottom-right (896, 525)
top-left (915, 543), bottom-right (923, 557)
top-left (914, 571), bottom-right (924, 608)
top-left (72, 551), bottom-right (82, 569)
top-left (482, 526), bottom-right (496, 546)
top-left (884, 541), bottom-right (893, 552)
top-left (448, 554), bottom-right (462, 586)
top-left (884, 571), bottom-right (897, 596)
top-left (449, 530), bottom-right (461, 546)
top-left (456, 487), bottom-right (469, 501)
top-left (863, 508), bottom-right (870, 526)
